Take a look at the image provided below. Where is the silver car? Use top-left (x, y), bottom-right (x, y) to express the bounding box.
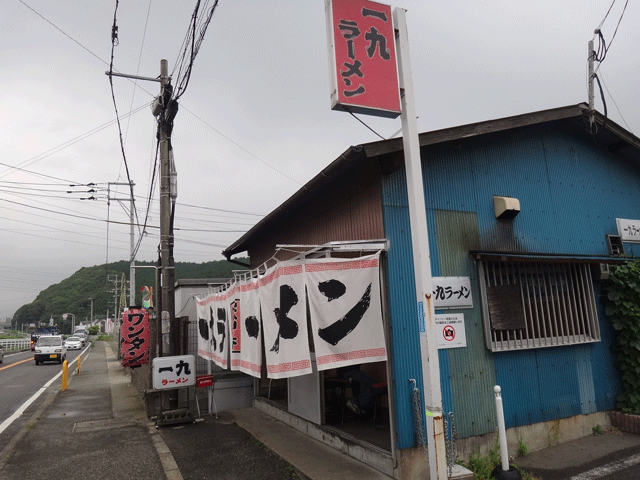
top-left (64, 336), bottom-right (82, 350)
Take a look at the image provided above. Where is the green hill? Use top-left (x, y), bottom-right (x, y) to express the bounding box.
top-left (12, 258), bottom-right (248, 332)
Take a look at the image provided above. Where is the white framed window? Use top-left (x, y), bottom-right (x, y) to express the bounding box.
top-left (477, 258), bottom-right (601, 352)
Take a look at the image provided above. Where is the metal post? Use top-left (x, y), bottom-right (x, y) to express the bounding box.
top-left (393, 8), bottom-right (447, 479)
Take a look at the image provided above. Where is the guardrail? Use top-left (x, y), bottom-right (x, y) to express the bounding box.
top-left (0, 339), bottom-right (30, 351)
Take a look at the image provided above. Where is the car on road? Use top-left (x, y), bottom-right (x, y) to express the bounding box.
top-left (34, 335), bottom-right (67, 365)
top-left (74, 330), bottom-right (88, 344)
top-left (0, 344), bottom-right (3, 363)
top-left (64, 336), bottom-right (82, 350)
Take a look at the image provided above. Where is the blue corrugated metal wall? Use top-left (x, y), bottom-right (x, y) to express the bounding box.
top-left (382, 122), bottom-right (627, 448)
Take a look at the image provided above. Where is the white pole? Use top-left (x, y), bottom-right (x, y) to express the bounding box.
top-left (494, 385), bottom-right (510, 471)
top-left (394, 8), bottom-right (447, 479)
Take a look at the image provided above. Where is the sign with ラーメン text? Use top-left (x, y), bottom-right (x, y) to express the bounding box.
top-left (326, 0), bottom-right (401, 118)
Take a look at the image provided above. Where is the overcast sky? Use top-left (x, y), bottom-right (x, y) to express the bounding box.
top-left (0, 0), bottom-right (638, 319)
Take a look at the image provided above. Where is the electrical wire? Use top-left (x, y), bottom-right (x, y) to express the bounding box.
top-left (180, 104), bottom-right (302, 186)
top-left (131, 138), bottom-right (160, 261)
top-left (173, 0), bottom-right (219, 101)
top-left (108, 0), bottom-right (141, 242)
top-left (596, 0), bottom-right (617, 31)
top-left (177, 201), bottom-right (264, 217)
top-left (606, 0), bottom-right (629, 56)
top-left (124, 0), bottom-right (153, 146)
top-left (598, 70), bottom-right (634, 135)
top-left (0, 102), bottom-right (149, 179)
top-left (17, 0), bottom-right (156, 99)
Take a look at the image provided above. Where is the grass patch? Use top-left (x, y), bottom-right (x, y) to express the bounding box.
top-left (462, 437), bottom-right (541, 480)
top-left (284, 465), bottom-right (301, 479)
top-left (517, 437), bottom-right (529, 457)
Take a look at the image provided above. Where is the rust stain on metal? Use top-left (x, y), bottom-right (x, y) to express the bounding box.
top-left (433, 414), bottom-right (447, 478)
top-left (425, 293), bottom-right (435, 327)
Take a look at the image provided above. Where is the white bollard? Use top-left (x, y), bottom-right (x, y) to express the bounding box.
top-left (494, 385), bottom-right (510, 472)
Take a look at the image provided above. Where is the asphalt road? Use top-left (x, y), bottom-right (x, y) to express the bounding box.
top-left (0, 345), bottom-right (85, 453)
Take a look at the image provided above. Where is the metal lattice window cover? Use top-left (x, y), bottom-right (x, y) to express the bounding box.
top-left (479, 259), bottom-right (601, 352)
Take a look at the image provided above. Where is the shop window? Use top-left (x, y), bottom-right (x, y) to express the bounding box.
top-left (478, 259), bottom-right (601, 352)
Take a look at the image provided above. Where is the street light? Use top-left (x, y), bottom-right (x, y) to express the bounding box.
top-left (63, 313), bottom-right (75, 334)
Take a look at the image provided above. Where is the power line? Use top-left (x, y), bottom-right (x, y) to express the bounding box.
top-left (598, 69), bottom-right (634, 135)
top-left (173, 0), bottom-right (219, 100)
top-left (180, 104), bottom-right (302, 186)
top-left (596, 0), bottom-right (617, 31)
top-left (108, 0), bottom-right (141, 236)
top-left (0, 102), bottom-right (150, 179)
top-left (177, 201), bottom-right (264, 217)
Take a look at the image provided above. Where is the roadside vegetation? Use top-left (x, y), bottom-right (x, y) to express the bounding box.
top-left (461, 438), bottom-right (540, 480)
top-left (0, 331), bottom-right (23, 339)
top-left (605, 260), bottom-right (640, 414)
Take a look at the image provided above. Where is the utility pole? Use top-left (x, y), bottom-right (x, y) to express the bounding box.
top-left (158, 59), bottom-right (178, 356)
top-left (108, 181), bottom-right (136, 306)
top-left (106, 60), bottom-right (178, 360)
top-left (587, 39), bottom-right (595, 131)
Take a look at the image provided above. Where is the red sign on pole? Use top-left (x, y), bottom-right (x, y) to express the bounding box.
top-left (120, 308), bottom-right (150, 368)
top-left (327, 0), bottom-right (401, 118)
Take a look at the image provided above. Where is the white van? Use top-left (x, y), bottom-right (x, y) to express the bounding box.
top-left (34, 335), bottom-right (67, 365)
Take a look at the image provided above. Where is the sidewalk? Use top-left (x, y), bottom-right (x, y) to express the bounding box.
top-left (0, 341), bottom-right (166, 480)
top-left (513, 428), bottom-right (640, 480)
top-left (2, 341), bottom-right (640, 480)
top-left (0, 341), bottom-right (390, 480)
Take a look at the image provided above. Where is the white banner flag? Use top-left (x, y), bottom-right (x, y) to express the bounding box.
top-left (196, 293), bottom-right (214, 361)
top-left (260, 262), bottom-right (311, 379)
top-left (210, 290), bottom-right (230, 369)
top-left (229, 278), bottom-right (263, 377)
top-left (305, 253), bottom-right (387, 371)
top-left (195, 290), bottom-right (230, 368)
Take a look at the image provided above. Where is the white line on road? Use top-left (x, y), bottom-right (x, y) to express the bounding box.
top-left (570, 453), bottom-right (640, 479)
top-left (0, 348), bottom-right (87, 435)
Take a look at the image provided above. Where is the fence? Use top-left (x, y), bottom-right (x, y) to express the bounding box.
top-left (0, 339), bottom-right (30, 351)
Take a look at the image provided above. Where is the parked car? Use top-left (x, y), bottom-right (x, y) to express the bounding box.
top-left (34, 335), bottom-right (67, 365)
top-left (64, 336), bottom-right (82, 350)
top-left (0, 344), bottom-right (3, 363)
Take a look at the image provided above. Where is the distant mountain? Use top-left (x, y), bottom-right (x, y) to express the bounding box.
top-left (12, 258), bottom-right (248, 332)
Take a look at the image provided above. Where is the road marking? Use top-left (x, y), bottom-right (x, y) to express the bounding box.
top-left (569, 453), bottom-right (640, 479)
top-left (0, 350), bottom-right (86, 435)
top-left (0, 357), bottom-right (33, 371)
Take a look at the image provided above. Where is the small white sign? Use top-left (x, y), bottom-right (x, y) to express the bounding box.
top-left (152, 355), bottom-right (196, 390)
top-left (435, 314), bottom-right (467, 349)
top-left (433, 277), bottom-right (473, 309)
top-left (617, 218), bottom-right (640, 243)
